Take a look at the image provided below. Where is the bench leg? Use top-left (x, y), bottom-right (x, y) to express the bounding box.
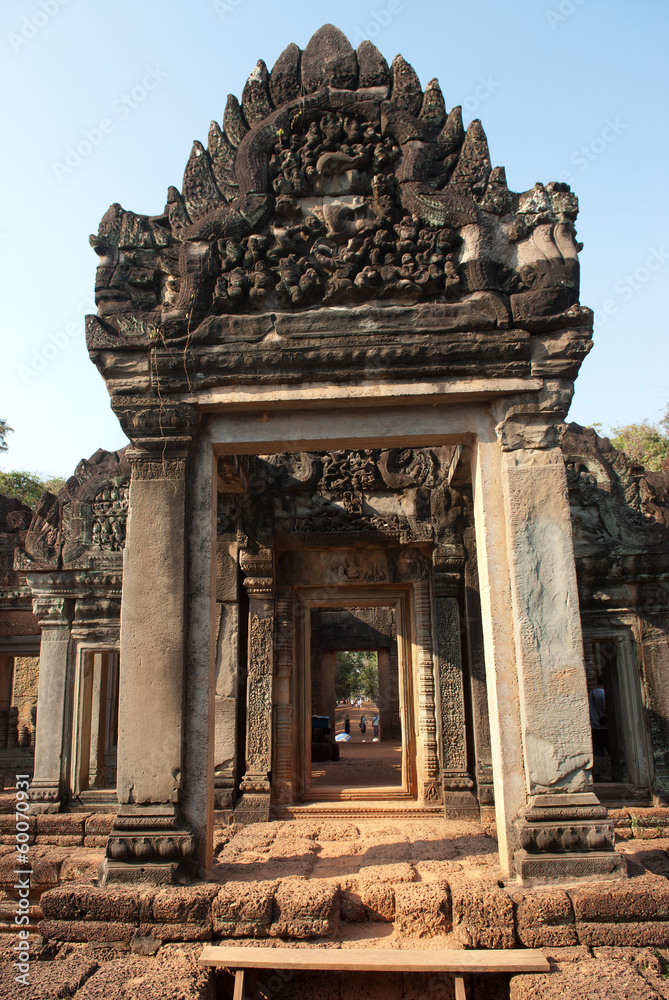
top-left (233, 968), bottom-right (260, 1000)
top-left (454, 974), bottom-right (466, 1000)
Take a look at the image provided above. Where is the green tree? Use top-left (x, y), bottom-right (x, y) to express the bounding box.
top-left (0, 419), bottom-right (12, 453)
top-left (0, 470), bottom-right (66, 509)
top-left (610, 406), bottom-right (669, 472)
top-left (335, 651), bottom-right (378, 701)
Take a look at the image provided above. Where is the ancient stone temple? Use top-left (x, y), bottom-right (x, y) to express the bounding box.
top-left (6, 26), bottom-right (669, 898)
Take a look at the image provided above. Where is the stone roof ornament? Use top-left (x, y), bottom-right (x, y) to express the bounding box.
top-left (90, 25), bottom-right (587, 338)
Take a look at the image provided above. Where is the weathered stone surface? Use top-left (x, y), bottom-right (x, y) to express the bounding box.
top-left (515, 890), bottom-right (577, 947)
top-left (138, 919), bottom-right (212, 942)
top-left (394, 881), bottom-right (451, 937)
top-left (38, 918), bottom-right (135, 943)
top-left (452, 885), bottom-right (515, 948)
top-left (39, 884), bottom-right (141, 923)
top-left (36, 813), bottom-right (89, 836)
top-left (402, 972), bottom-right (455, 1000)
top-left (570, 882), bottom-right (669, 922)
top-left (270, 878), bottom-right (339, 938)
top-left (576, 921), bottom-right (669, 947)
top-left (358, 881), bottom-right (395, 922)
top-left (509, 956), bottom-right (665, 1000)
top-left (212, 879), bottom-right (277, 937)
top-left (0, 951), bottom-right (99, 999)
top-left (69, 946), bottom-right (213, 999)
top-left (357, 862), bottom-right (415, 883)
top-left (151, 885), bottom-right (219, 923)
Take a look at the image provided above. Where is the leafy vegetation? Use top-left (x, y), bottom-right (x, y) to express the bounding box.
top-left (335, 651), bottom-right (379, 703)
top-left (0, 470), bottom-right (66, 509)
top-left (610, 407), bottom-right (669, 472)
top-left (0, 419), bottom-right (12, 454)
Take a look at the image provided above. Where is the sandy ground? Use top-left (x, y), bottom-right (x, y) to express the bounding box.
top-left (311, 699), bottom-right (403, 789)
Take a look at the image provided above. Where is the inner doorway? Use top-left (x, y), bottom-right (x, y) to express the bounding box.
top-left (300, 596), bottom-right (416, 801)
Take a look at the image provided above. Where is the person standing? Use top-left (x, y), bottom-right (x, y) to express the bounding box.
top-left (372, 714), bottom-right (379, 738)
top-left (344, 714), bottom-right (350, 735)
top-left (359, 714), bottom-right (367, 735)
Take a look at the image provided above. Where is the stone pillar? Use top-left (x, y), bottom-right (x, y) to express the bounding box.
top-left (88, 653), bottom-right (108, 790)
top-left (320, 649), bottom-right (336, 731)
top-left (473, 411), bottom-right (623, 882)
top-left (235, 547), bottom-right (274, 824)
top-left (376, 648), bottom-right (391, 740)
top-left (0, 657), bottom-right (12, 748)
top-left (273, 589), bottom-right (294, 804)
top-left (433, 550), bottom-right (478, 818)
top-left (29, 592), bottom-right (74, 813)
top-left (101, 403), bottom-right (199, 885)
top-left (413, 579), bottom-right (442, 805)
top-left (213, 496), bottom-right (241, 814)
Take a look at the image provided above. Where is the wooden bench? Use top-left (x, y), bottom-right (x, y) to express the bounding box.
top-left (200, 944), bottom-right (550, 1000)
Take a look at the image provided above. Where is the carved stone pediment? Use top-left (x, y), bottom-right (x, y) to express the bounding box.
top-left (562, 423), bottom-right (669, 561)
top-left (15, 449), bottom-right (130, 572)
top-left (87, 25), bottom-right (592, 398)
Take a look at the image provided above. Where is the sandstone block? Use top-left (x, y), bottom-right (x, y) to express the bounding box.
top-left (68, 950), bottom-right (213, 999)
top-left (212, 879), bottom-right (277, 937)
top-left (40, 884), bottom-right (141, 923)
top-left (59, 850), bottom-right (104, 884)
top-left (394, 881), bottom-right (451, 937)
top-left (357, 862), bottom-right (415, 883)
top-left (452, 885), bottom-right (515, 948)
top-left (576, 921), bottom-right (669, 947)
top-left (36, 813), bottom-right (89, 836)
top-left (318, 821), bottom-right (359, 841)
top-left (35, 835), bottom-right (84, 847)
top-left (139, 919), bottom-right (213, 941)
top-left (151, 884), bottom-right (220, 923)
top-left (341, 972), bottom-right (403, 1000)
top-left (359, 881), bottom-right (395, 922)
top-left (270, 878), bottom-right (339, 938)
top-left (38, 918), bottom-right (135, 944)
top-left (509, 957), bottom-right (662, 1000)
top-left (571, 883), bottom-right (669, 922)
top-left (340, 888), bottom-right (367, 923)
top-left (85, 813), bottom-right (115, 835)
top-left (515, 890), bottom-right (577, 947)
top-left (84, 835), bottom-right (109, 848)
top-left (0, 951), bottom-right (99, 998)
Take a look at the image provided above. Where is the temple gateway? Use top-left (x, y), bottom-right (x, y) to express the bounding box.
top-left (2, 26), bottom-right (669, 895)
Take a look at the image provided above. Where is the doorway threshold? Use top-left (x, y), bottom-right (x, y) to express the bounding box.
top-left (304, 785), bottom-right (412, 801)
top-left (272, 800), bottom-right (443, 820)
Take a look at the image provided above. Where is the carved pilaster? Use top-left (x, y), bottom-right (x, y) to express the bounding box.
top-left (433, 549), bottom-right (477, 818)
top-left (272, 590), bottom-right (294, 804)
top-left (236, 547), bottom-right (274, 823)
top-left (29, 592), bottom-right (75, 813)
top-left (413, 579), bottom-right (441, 805)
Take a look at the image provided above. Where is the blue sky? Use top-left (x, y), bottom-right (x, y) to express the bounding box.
top-left (1, 0), bottom-right (667, 477)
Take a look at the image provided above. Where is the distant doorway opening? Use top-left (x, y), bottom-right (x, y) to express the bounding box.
top-left (301, 595), bottom-right (415, 801)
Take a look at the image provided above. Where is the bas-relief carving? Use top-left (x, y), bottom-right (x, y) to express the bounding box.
top-left (90, 24), bottom-right (589, 362)
top-left (435, 596), bottom-right (467, 774)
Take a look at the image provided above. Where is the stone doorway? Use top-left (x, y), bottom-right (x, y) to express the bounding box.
top-left (295, 591), bottom-right (417, 803)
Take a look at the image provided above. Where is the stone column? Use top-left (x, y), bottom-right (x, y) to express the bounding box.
top-left (473, 410), bottom-right (623, 882)
top-left (29, 592), bottom-right (74, 813)
top-left (101, 403), bottom-right (199, 885)
top-left (272, 589), bottom-right (294, 804)
top-left (433, 549), bottom-right (478, 818)
top-left (235, 547), bottom-right (274, 824)
top-left (413, 579), bottom-right (442, 805)
top-left (320, 650), bottom-right (336, 731)
top-left (376, 648), bottom-right (391, 741)
top-left (88, 653), bottom-right (108, 790)
top-left (213, 494), bottom-right (241, 815)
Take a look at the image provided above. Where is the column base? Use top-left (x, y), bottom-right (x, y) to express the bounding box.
top-left (234, 793), bottom-right (271, 824)
top-left (514, 791), bottom-right (625, 885)
top-left (443, 777), bottom-right (479, 819)
top-left (28, 780), bottom-right (61, 814)
top-left (99, 804), bottom-right (196, 885)
top-left (514, 849), bottom-right (627, 886)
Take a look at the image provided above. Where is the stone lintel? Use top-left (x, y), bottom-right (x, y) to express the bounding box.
top-left (177, 376), bottom-right (545, 413)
